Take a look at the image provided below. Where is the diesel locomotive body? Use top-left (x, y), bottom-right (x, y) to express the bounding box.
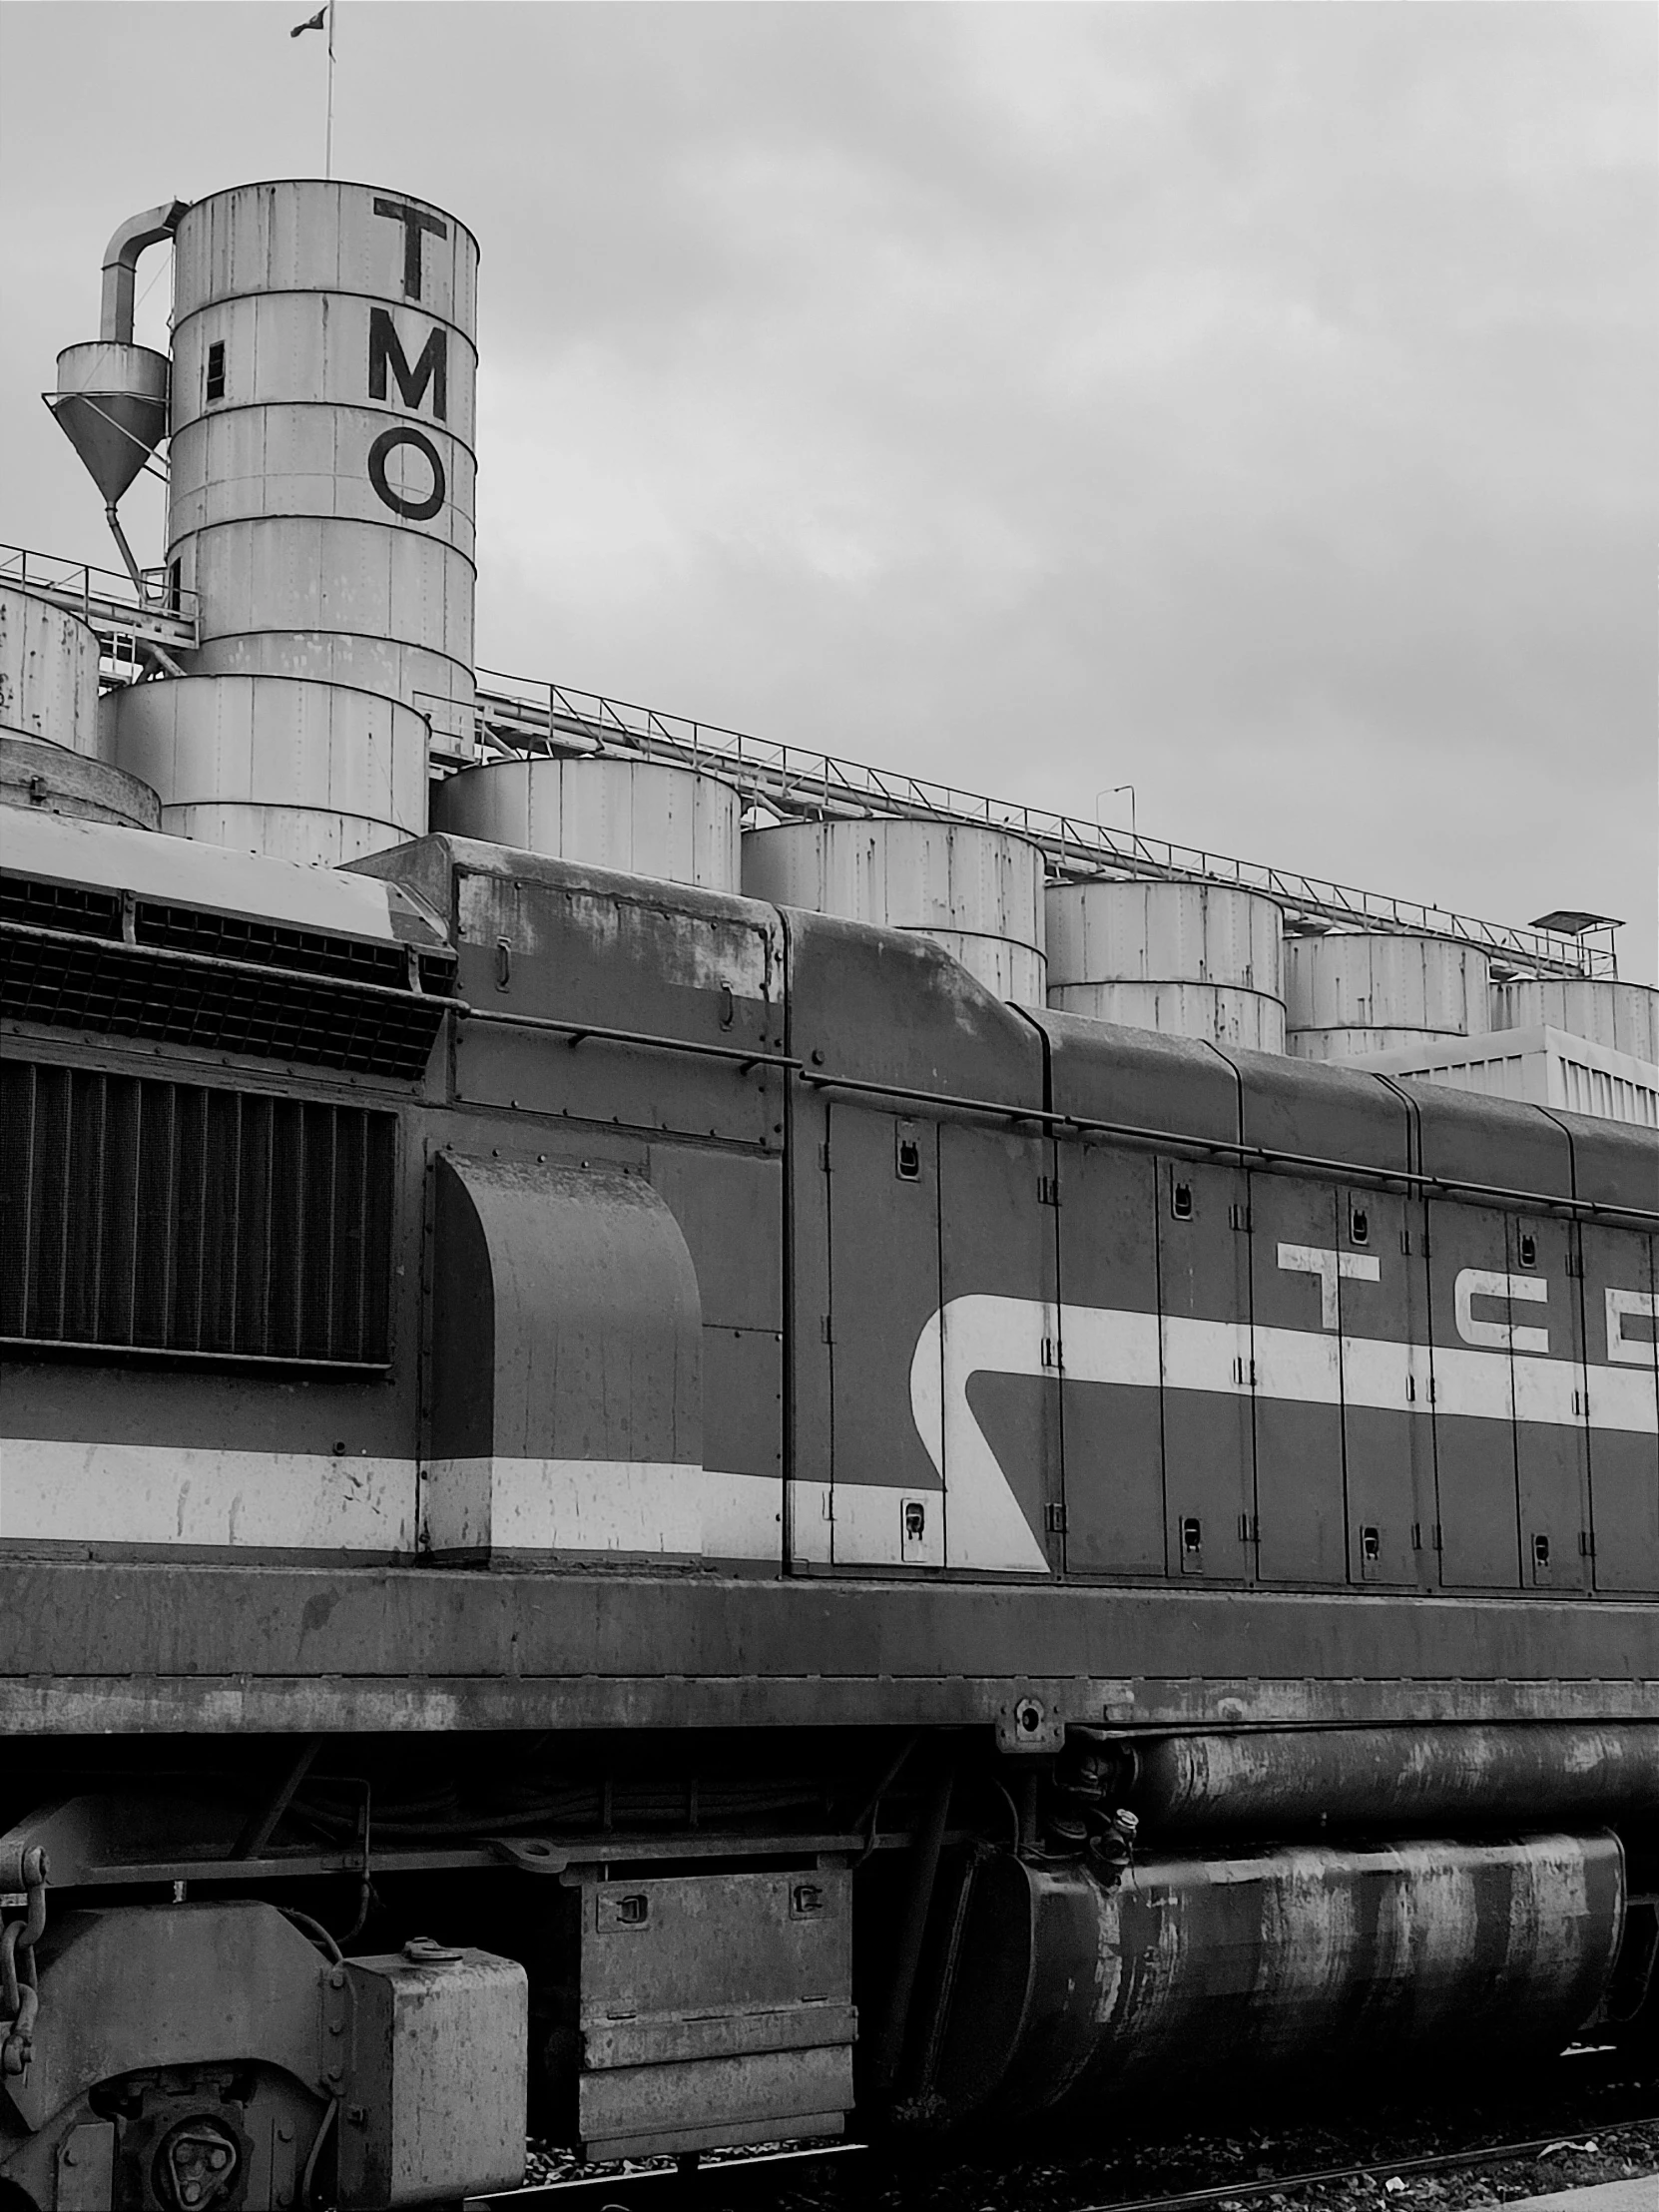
top-left (2, 173), bottom-right (1656, 2212)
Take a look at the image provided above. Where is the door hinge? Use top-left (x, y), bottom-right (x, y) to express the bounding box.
top-left (1232, 1355), bottom-right (1257, 1386)
top-left (820, 1316), bottom-right (833, 1344)
top-left (1579, 1528), bottom-right (1596, 1557)
top-left (1037, 1174), bottom-right (1060, 1206)
top-left (1238, 1512), bottom-right (1259, 1543)
top-left (1229, 1203), bottom-right (1251, 1232)
top-left (819, 1142), bottom-right (831, 1173)
top-left (1044, 1502), bottom-right (1068, 1534)
top-left (1040, 1335), bottom-right (1062, 1371)
top-left (1564, 1249), bottom-right (1583, 1279)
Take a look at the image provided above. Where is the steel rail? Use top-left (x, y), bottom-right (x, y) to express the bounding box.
top-left (1068, 2112), bottom-right (1659, 2212)
top-left (797, 1069), bottom-right (1659, 1228)
top-left (466, 2113), bottom-right (1659, 2210)
top-left (464, 2139), bottom-right (866, 2207)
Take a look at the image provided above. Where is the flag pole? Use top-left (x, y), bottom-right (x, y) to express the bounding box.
top-left (324, 1), bottom-right (336, 181)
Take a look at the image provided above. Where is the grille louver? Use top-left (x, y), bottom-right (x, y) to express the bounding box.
top-left (1, 1061), bottom-right (394, 1366)
top-left (1, 876), bottom-right (455, 1079)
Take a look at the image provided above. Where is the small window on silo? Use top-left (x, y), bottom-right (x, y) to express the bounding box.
top-left (206, 341), bottom-right (226, 403)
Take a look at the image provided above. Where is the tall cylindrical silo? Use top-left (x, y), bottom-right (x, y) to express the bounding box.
top-left (109, 180), bottom-right (478, 862)
top-left (0, 585), bottom-right (102, 756)
top-left (1492, 977), bottom-right (1659, 1065)
top-left (433, 757), bottom-right (743, 891)
top-left (1285, 933), bottom-right (1491, 1061)
top-left (1045, 880), bottom-right (1286, 1051)
top-left (742, 819), bottom-right (1046, 1004)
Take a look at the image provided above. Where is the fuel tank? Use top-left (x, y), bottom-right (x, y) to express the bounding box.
top-left (926, 1832), bottom-right (1624, 2125)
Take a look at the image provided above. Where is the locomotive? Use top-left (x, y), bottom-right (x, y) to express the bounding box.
top-left (1, 175), bottom-right (1656, 2212)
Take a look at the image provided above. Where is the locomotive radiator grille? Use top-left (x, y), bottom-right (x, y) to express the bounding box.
top-left (0, 878), bottom-right (455, 1080)
top-left (0, 1061), bottom-right (394, 1366)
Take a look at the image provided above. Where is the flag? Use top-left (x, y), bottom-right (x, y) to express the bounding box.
top-left (290, 7), bottom-right (326, 35)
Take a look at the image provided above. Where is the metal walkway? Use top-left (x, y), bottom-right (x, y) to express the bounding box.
top-left (471, 669), bottom-right (1604, 980)
top-left (2, 542), bottom-right (198, 670)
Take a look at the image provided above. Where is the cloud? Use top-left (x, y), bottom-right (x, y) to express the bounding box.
top-left (4, 3), bottom-right (1652, 972)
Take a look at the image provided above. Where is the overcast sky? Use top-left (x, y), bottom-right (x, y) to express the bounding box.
top-left (4, 3), bottom-right (1654, 979)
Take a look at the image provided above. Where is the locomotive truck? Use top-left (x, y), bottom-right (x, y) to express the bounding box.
top-left (1, 176), bottom-right (1655, 2212)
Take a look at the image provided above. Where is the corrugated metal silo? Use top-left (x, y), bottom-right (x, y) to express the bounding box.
top-left (1044, 879), bottom-right (1286, 1050)
top-left (1492, 977), bottom-right (1659, 1065)
top-left (108, 180), bottom-right (479, 862)
top-left (1285, 932), bottom-right (1491, 1061)
top-left (0, 586), bottom-right (102, 756)
top-left (742, 819), bottom-right (1046, 1003)
top-left (433, 757), bottom-right (743, 890)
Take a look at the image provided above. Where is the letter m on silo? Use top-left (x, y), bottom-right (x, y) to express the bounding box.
top-left (369, 309), bottom-right (447, 421)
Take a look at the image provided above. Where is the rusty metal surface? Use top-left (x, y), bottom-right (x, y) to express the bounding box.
top-left (1118, 1723), bottom-right (1659, 1834)
top-left (563, 1867), bottom-right (854, 2160)
top-left (337, 1945), bottom-right (527, 2207)
top-left (2, 1563), bottom-right (1658, 1737)
top-left (6, 1902), bottom-right (326, 2132)
top-left (929, 1831), bottom-right (1626, 2126)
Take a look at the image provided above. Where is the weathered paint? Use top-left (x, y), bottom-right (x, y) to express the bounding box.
top-left (928, 1832), bottom-right (1624, 2123)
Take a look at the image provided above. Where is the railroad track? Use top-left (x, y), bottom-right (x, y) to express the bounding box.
top-left (466, 2111), bottom-right (1659, 2212)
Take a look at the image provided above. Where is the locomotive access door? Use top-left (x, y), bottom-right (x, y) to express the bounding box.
top-left (1054, 1143), bottom-right (1165, 1575)
top-left (936, 1121), bottom-right (1063, 1576)
top-left (1248, 1173), bottom-right (1345, 1583)
top-left (1424, 1201), bottom-right (1521, 1589)
top-left (1337, 1186), bottom-right (1435, 1588)
top-left (1578, 1221), bottom-right (1659, 1595)
top-left (1508, 1211), bottom-right (1591, 1593)
top-left (1155, 1157), bottom-right (1254, 1581)
top-left (823, 1102), bottom-right (944, 1570)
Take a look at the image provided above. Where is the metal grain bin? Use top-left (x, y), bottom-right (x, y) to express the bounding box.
top-left (116, 179), bottom-right (480, 862)
top-left (1285, 931), bottom-right (1491, 1062)
top-left (1045, 880), bottom-right (1286, 1051)
top-left (1492, 977), bottom-right (1659, 1064)
top-left (166, 180), bottom-right (478, 723)
top-left (0, 736), bottom-right (160, 830)
top-left (112, 672), bottom-right (429, 864)
top-left (742, 819), bottom-right (1046, 1005)
top-left (0, 586), bottom-right (101, 755)
top-left (433, 757), bottom-right (742, 890)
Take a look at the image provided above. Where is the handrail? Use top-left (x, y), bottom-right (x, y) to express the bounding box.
top-left (460, 1003), bottom-right (797, 1072)
top-left (469, 669), bottom-right (1607, 981)
top-left (797, 1068), bottom-right (1659, 1227)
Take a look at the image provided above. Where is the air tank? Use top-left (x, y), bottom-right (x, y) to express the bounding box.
top-left (1493, 977), bottom-right (1659, 1065)
top-left (1285, 931), bottom-right (1491, 1061)
top-left (433, 757), bottom-right (742, 890)
top-left (1045, 880), bottom-right (1286, 1051)
top-left (0, 586), bottom-right (101, 756)
top-left (742, 819), bottom-right (1045, 1003)
top-left (107, 180), bottom-right (479, 862)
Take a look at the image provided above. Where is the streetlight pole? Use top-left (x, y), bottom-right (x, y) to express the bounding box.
top-left (1095, 784), bottom-right (1137, 842)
